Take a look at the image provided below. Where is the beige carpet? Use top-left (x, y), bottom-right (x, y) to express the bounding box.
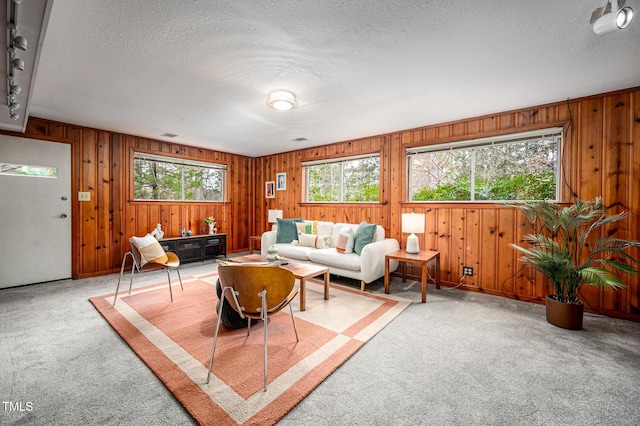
top-left (90, 272), bottom-right (411, 425)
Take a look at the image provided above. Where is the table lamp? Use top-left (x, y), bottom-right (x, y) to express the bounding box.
top-left (402, 213), bottom-right (425, 254)
top-left (267, 209), bottom-right (283, 229)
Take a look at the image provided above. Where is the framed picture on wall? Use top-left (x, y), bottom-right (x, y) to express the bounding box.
top-left (276, 172), bottom-right (286, 190)
top-left (265, 181), bottom-right (275, 198)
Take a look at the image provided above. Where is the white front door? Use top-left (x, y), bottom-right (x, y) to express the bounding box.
top-left (0, 136), bottom-right (71, 288)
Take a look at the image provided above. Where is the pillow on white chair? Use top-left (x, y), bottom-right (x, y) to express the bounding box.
top-left (130, 234), bottom-right (169, 267)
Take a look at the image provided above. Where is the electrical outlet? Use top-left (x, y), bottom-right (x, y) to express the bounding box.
top-left (78, 192), bottom-right (90, 201)
top-left (463, 266), bottom-right (474, 276)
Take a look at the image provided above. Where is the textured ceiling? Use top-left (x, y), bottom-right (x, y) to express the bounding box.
top-left (7, 0), bottom-right (640, 157)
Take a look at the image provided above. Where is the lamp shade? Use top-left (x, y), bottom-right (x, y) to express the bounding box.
top-left (268, 209), bottom-right (283, 223)
top-left (402, 213), bottom-right (425, 254)
top-left (402, 213), bottom-right (425, 234)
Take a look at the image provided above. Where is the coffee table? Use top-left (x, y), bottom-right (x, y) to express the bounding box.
top-left (228, 254), bottom-right (329, 311)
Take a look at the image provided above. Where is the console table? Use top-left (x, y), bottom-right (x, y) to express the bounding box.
top-left (159, 234), bottom-right (226, 264)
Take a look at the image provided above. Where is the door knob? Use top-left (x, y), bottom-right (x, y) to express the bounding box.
top-left (61, 196), bottom-right (68, 201)
top-left (60, 213), bottom-right (68, 218)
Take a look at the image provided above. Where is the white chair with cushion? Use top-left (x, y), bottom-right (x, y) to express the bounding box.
top-left (112, 235), bottom-right (183, 305)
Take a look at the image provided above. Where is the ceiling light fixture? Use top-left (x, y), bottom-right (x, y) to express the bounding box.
top-left (6, 0), bottom-right (25, 122)
top-left (13, 35), bottom-right (27, 51)
top-left (593, 0), bottom-right (634, 34)
top-left (266, 90), bottom-right (298, 111)
top-left (11, 57), bottom-right (24, 71)
top-left (9, 83), bottom-right (21, 96)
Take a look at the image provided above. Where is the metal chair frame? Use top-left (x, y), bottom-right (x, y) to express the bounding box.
top-left (112, 238), bottom-right (183, 305)
top-left (206, 264), bottom-right (299, 392)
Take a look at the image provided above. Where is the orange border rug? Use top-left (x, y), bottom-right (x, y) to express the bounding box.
top-left (90, 272), bottom-right (411, 425)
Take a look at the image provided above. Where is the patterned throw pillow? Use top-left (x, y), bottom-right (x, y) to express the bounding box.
top-left (335, 226), bottom-right (355, 254)
top-left (296, 220), bottom-right (317, 236)
top-left (130, 234), bottom-right (168, 267)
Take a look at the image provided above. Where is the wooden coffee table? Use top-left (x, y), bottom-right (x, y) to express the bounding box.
top-left (228, 254), bottom-right (329, 311)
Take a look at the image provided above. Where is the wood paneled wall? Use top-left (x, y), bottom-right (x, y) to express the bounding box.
top-left (254, 87), bottom-right (640, 321)
top-left (5, 86), bottom-right (638, 320)
top-left (5, 119), bottom-right (254, 279)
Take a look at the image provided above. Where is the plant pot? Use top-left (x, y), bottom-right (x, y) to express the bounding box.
top-left (545, 295), bottom-right (583, 330)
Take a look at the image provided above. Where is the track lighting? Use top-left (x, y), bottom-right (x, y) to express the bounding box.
top-left (266, 90), bottom-right (298, 111)
top-left (12, 57), bottom-right (24, 71)
top-left (9, 84), bottom-right (21, 96)
top-left (593, 0), bottom-right (634, 34)
top-left (13, 35), bottom-right (27, 51)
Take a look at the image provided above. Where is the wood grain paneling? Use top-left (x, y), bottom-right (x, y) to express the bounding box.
top-left (252, 87), bottom-right (640, 321)
top-left (2, 118), bottom-right (253, 279)
top-left (4, 86), bottom-right (638, 321)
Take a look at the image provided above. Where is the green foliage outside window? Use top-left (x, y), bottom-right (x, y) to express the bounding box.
top-left (306, 156), bottom-right (379, 202)
top-left (409, 133), bottom-right (559, 202)
top-left (133, 155), bottom-right (224, 201)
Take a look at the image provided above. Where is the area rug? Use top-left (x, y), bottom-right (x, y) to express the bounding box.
top-left (90, 272), bottom-right (411, 425)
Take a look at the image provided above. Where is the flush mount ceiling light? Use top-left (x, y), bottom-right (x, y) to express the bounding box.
top-left (266, 90), bottom-right (298, 111)
top-left (593, 0), bottom-right (634, 34)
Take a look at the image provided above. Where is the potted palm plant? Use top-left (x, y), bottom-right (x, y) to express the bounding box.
top-left (510, 197), bottom-right (640, 329)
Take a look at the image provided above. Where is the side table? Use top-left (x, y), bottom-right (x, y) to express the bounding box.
top-left (249, 236), bottom-right (261, 254)
top-left (385, 249), bottom-right (440, 303)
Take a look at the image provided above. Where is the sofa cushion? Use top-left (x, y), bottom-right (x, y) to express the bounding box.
top-left (335, 226), bottom-right (354, 253)
top-left (276, 217), bottom-right (305, 243)
top-left (273, 243), bottom-right (314, 261)
top-left (316, 221), bottom-right (334, 237)
top-left (354, 221), bottom-right (377, 255)
top-left (308, 248), bottom-right (361, 271)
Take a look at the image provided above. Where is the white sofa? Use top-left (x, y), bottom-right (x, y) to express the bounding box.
top-left (261, 221), bottom-right (399, 290)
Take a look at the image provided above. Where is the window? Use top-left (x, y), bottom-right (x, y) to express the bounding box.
top-left (133, 153), bottom-right (225, 201)
top-left (407, 128), bottom-right (562, 202)
top-left (304, 154), bottom-right (380, 202)
top-left (0, 163), bottom-right (57, 178)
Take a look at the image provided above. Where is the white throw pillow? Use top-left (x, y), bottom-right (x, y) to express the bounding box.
top-left (298, 233), bottom-right (330, 249)
top-left (335, 227), bottom-right (354, 254)
top-left (130, 234), bottom-right (168, 267)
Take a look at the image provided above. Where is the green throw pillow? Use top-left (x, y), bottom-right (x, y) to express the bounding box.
top-left (275, 217), bottom-right (305, 243)
top-left (353, 221), bottom-right (377, 255)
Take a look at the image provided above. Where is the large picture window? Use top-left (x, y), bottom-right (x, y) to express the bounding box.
top-left (133, 153), bottom-right (225, 201)
top-left (304, 154), bottom-right (380, 202)
top-left (407, 128), bottom-right (562, 202)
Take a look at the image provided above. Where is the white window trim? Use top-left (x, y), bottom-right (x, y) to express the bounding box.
top-left (133, 152), bottom-right (226, 202)
top-left (302, 153), bottom-right (380, 203)
top-left (407, 127), bottom-right (563, 203)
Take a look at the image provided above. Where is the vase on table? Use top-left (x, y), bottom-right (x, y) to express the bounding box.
top-left (208, 223), bottom-right (214, 235)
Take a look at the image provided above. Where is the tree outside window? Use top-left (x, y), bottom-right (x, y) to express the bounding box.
top-left (305, 155), bottom-right (380, 202)
top-left (133, 154), bottom-right (225, 201)
top-left (408, 129), bottom-right (561, 202)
